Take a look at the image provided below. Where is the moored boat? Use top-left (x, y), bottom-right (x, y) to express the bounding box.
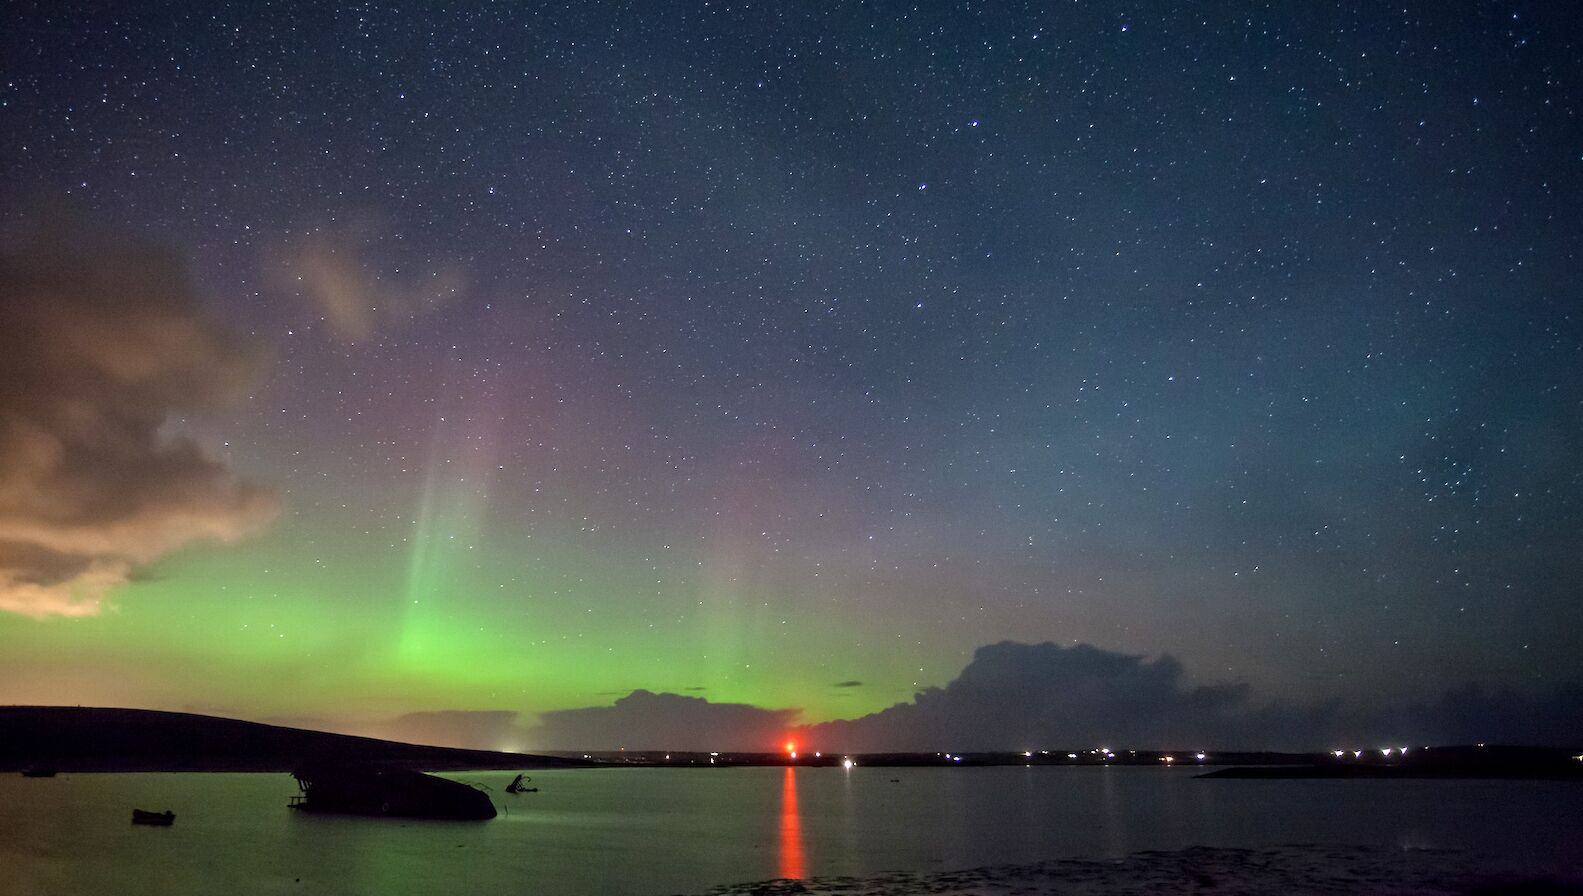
top-left (131, 809), bottom-right (175, 826)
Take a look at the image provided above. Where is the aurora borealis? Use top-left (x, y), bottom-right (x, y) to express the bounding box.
top-left (3, 1), bottom-right (1581, 751)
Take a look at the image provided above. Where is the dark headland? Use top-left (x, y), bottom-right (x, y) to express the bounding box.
top-left (0, 706), bottom-right (592, 772)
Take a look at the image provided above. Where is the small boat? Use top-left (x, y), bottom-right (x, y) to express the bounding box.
top-left (20, 766), bottom-right (58, 778)
top-left (131, 809), bottom-right (175, 826)
top-left (505, 773), bottom-right (537, 794)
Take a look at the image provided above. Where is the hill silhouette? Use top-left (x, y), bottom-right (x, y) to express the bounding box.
top-left (0, 706), bottom-right (591, 772)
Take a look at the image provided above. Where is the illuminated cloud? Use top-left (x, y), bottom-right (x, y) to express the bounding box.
top-left (531, 689), bottom-right (802, 752)
top-left (274, 224), bottom-right (466, 342)
top-left (0, 225), bottom-right (277, 618)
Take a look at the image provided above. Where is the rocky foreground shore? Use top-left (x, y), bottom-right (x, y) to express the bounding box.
top-left (692, 844), bottom-right (1579, 896)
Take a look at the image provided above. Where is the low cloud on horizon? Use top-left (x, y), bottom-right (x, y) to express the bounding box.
top-left (523, 642), bottom-right (1583, 753)
top-left (808, 641), bottom-right (1327, 752)
top-left (249, 641), bottom-right (1583, 754)
top-left (0, 222), bottom-right (278, 618)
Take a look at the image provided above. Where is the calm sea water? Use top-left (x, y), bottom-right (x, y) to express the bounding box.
top-left (2, 767), bottom-right (1579, 895)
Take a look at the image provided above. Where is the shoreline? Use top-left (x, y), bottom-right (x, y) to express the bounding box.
top-left (690, 844), bottom-right (1578, 896)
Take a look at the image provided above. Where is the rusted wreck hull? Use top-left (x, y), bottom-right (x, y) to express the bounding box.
top-left (290, 762), bottom-right (496, 820)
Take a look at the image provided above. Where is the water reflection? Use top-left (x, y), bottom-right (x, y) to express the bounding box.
top-left (779, 767), bottom-right (805, 879)
top-left (5, 770), bottom-right (1578, 895)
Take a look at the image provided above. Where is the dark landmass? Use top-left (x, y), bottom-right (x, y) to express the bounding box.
top-left (1199, 745), bottom-right (1583, 780)
top-left (0, 706), bottom-right (593, 772)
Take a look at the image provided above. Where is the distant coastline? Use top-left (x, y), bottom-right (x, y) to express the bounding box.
top-left (5, 706), bottom-right (1580, 778)
top-left (1198, 746), bottom-right (1583, 780)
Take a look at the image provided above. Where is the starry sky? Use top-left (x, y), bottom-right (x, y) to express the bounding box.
top-left (2, 1), bottom-right (1580, 748)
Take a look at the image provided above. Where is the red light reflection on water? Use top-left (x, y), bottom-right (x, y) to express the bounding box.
top-left (779, 766), bottom-right (805, 880)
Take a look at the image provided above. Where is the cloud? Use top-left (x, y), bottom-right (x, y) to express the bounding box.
top-left (832, 680), bottom-right (864, 688)
top-left (274, 224), bottom-right (465, 342)
top-left (252, 645), bottom-right (1583, 753)
top-left (805, 641), bottom-right (1329, 752)
top-left (530, 689), bottom-right (802, 752)
top-left (250, 671), bottom-right (1583, 756)
top-left (1368, 682), bottom-right (1583, 747)
top-left (0, 223), bottom-right (278, 618)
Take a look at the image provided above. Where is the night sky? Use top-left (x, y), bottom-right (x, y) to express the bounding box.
top-left (2, 1), bottom-right (1580, 750)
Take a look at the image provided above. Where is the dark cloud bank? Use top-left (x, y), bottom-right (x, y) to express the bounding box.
top-left (513, 642), bottom-right (1583, 753)
top-left (533, 690), bottom-right (801, 752)
top-left (0, 223), bottom-right (277, 617)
